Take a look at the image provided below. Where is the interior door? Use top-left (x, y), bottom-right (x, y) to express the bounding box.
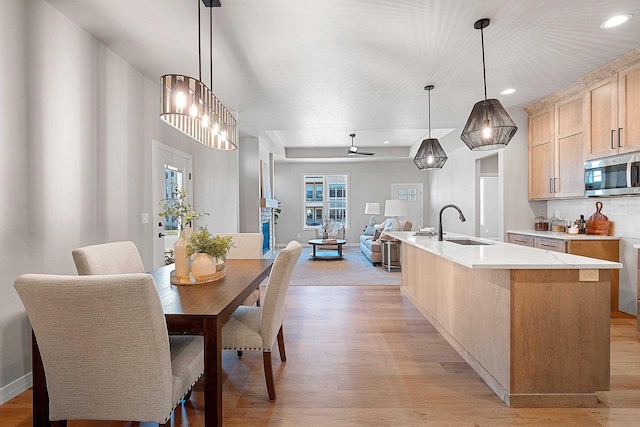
top-left (391, 183), bottom-right (423, 230)
top-left (152, 141), bottom-right (192, 268)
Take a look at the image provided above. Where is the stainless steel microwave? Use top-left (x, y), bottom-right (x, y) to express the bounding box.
top-left (584, 153), bottom-right (640, 196)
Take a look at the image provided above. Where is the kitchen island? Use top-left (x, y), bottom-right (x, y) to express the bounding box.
top-left (385, 231), bottom-right (622, 408)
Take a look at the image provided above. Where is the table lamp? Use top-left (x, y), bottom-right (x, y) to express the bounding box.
top-left (364, 202), bottom-right (381, 227)
top-left (384, 199), bottom-right (409, 231)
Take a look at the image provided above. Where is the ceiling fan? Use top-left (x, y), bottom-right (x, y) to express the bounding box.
top-left (347, 133), bottom-right (375, 156)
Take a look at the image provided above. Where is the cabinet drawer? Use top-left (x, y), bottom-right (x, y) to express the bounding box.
top-left (534, 237), bottom-right (567, 253)
top-left (508, 234), bottom-right (534, 247)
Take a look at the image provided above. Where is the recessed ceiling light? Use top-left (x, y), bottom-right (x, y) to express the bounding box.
top-left (500, 88), bottom-right (516, 95)
top-left (383, 141), bottom-right (390, 144)
top-left (601, 14), bottom-right (632, 29)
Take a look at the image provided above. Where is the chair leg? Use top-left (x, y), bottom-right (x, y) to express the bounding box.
top-left (277, 325), bottom-right (286, 362)
top-left (237, 350), bottom-right (243, 358)
top-left (263, 351), bottom-right (276, 401)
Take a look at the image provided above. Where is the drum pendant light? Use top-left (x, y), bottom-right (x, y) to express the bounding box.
top-left (460, 19), bottom-right (517, 151)
top-left (414, 85), bottom-right (447, 170)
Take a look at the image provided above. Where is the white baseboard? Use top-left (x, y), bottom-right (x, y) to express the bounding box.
top-left (0, 371), bottom-right (32, 405)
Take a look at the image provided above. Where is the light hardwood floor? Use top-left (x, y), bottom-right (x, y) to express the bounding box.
top-left (2, 285), bottom-right (640, 426)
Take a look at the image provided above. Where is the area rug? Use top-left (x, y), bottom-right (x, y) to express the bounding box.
top-left (288, 245), bottom-right (401, 286)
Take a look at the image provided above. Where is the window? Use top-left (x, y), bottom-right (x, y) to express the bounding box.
top-left (303, 174), bottom-right (348, 228)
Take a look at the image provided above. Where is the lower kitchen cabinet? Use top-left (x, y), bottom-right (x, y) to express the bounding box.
top-left (508, 232), bottom-right (620, 312)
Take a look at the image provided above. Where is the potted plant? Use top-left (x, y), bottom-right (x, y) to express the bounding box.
top-left (159, 184), bottom-right (208, 279)
top-left (186, 226), bottom-right (234, 281)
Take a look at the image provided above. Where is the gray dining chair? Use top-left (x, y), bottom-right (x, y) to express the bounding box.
top-left (222, 240), bottom-right (302, 401)
top-left (14, 273), bottom-right (204, 425)
top-left (218, 233), bottom-right (264, 307)
top-left (72, 241), bottom-right (145, 275)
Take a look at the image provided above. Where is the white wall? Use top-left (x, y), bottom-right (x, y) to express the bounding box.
top-left (428, 108), bottom-right (546, 240)
top-left (548, 198), bottom-right (640, 315)
top-left (274, 160), bottom-right (429, 245)
top-left (0, 0), bottom-right (239, 400)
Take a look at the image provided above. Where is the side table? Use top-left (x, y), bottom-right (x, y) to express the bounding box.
top-left (381, 239), bottom-right (401, 272)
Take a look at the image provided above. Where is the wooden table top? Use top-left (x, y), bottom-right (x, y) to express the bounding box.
top-left (149, 259), bottom-right (274, 320)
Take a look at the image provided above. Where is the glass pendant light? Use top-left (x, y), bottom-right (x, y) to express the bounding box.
top-left (414, 85), bottom-right (447, 170)
top-left (461, 18), bottom-right (517, 151)
top-left (160, 0), bottom-right (237, 150)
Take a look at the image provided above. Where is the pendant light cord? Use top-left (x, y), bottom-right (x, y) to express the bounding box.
top-left (428, 89), bottom-right (431, 139)
top-left (480, 27), bottom-right (487, 101)
top-left (210, 4), bottom-right (213, 89)
top-left (197, 0), bottom-right (202, 82)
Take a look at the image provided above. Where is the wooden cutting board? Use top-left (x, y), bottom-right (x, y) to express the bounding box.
top-left (588, 201), bottom-right (608, 221)
top-left (585, 219), bottom-right (611, 236)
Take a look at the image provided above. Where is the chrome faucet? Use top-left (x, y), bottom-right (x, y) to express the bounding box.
top-left (438, 204), bottom-right (466, 241)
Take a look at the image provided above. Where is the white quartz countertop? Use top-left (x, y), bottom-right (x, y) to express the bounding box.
top-left (507, 230), bottom-right (620, 241)
top-left (634, 244), bottom-right (640, 249)
top-left (385, 231), bottom-right (623, 270)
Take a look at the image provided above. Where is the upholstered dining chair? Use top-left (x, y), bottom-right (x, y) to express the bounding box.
top-left (218, 233), bottom-right (264, 307)
top-left (72, 240), bottom-right (145, 275)
top-left (222, 240), bottom-right (302, 401)
top-left (14, 273), bottom-right (204, 426)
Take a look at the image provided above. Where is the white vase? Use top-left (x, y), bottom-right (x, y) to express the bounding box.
top-left (191, 253), bottom-right (219, 281)
top-left (174, 228), bottom-right (191, 279)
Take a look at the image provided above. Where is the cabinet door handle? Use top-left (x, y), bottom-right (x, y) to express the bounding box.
top-left (611, 129), bottom-right (615, 149)
top-left (554, 177), bottom-right (558, 193)
top-left (539, 243), bottom-right (556, 248)
top-left (549, 178), bottom-right (553, 194)
top-left (618, 127), bottom-right (623, 148)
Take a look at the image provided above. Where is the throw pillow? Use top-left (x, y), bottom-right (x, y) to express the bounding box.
top-left (372, 229), bottom-right (382, 241)
top-left (363, 225), bottom-right (376, 236)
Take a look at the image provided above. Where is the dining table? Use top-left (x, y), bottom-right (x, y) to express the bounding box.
top-left (31, 258), bottom-right (274, 427)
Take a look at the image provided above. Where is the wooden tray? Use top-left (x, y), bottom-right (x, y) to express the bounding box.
top-left (169, 268), bottom-right (226, 285)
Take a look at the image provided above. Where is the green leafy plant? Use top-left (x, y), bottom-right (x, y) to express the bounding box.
top-left (186, 226), bottom-right (235, 261)
top-left (274, 201), bottom-right (282, 225)
top-left (159, 184), bottom-right (209, 230)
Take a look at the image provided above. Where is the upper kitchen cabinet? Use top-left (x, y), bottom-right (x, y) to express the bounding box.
top-left (617, 62), bottom-right (640, 154)
top-left (585, 60), bottom-right (640, 159)
top-left (528, 107), bottom-right (555, 199)
top-left (527, 91), bottom-right (584, 200)
top-left (554, 94), bottom-right (585, 198)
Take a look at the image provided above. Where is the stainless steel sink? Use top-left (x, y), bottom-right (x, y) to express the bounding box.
top-left (445, 238), bottom-right (492, 246)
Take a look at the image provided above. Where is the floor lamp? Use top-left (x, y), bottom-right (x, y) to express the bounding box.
top-left (365, 202), bottom-right (381, 227)
top-left (384, 199), bottom-right (409, 231)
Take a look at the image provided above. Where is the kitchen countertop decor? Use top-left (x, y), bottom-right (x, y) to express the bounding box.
top-left (508, 230), bottom-right (620, 241)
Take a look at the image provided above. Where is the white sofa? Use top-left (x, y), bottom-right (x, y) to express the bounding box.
top-left (360, 219), bottom-right (412, 265)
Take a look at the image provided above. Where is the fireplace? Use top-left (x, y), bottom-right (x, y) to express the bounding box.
top-left (260, 207), bottom-right (274, 256)
top-left (261, 221), bottom-right (270, 254)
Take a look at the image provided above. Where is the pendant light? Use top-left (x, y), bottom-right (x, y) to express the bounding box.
top-left (460, 19), bottom-right (517, 151)
top-left (160, 0), bottom-right (237, 150)
top-left (414, 85), bottom-right (447, 170)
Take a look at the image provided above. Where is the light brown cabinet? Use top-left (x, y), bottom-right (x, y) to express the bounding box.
top-left (508, 232), bottom-right (620, 311)
top-left (528, 95), bottom-right (584, 200)
top-left (586, 62), bottom-right (640, 159)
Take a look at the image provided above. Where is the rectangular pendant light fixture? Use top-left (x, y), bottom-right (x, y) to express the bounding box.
top-left (160, 0), bottom-right (237, 150)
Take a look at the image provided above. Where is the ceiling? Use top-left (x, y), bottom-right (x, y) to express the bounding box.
top-left (45, 0), bottom-right (640, 161)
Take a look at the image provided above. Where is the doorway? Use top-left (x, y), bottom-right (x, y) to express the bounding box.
top-left (391, 183), bottom-right (423, 230)
top-left (475, 154), bottom-right (500, 240)
top-left (152, 141), bottom-right (192, 268)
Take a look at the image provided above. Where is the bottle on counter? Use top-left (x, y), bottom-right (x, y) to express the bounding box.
top-left (578, 215), bottom-right (586, 234)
